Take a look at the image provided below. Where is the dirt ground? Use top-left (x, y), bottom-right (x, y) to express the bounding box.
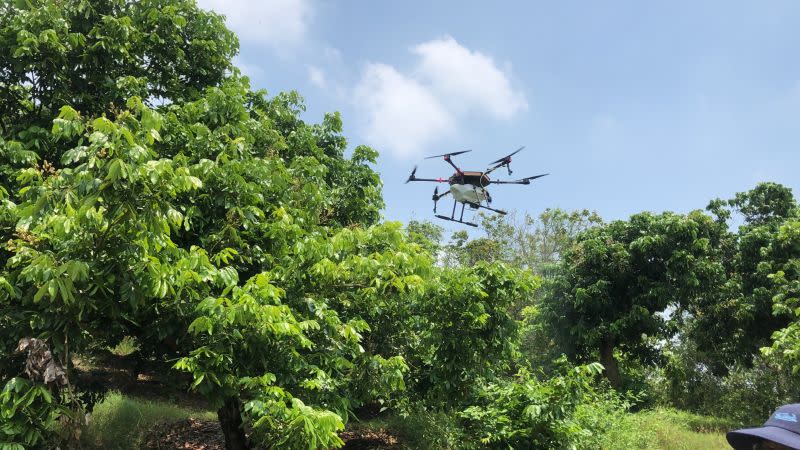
top-left (143, 418), bottom-right (225, 449)
top-left (139, 418), bottom-right (401, 449)
top-left (76, 352), bottom-right (402, 449)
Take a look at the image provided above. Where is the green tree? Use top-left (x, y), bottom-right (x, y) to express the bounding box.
top-left (445, 229), bottom-right (506, 267)
top-left (0, 1), bottom-right (541, 448)
top-left (176, 223), bottom-right (428, 448)
top-left (0, 0), bottom-right (386, 447)
top-left (0, 0), bottom-right (236, 134)
top-left (690, 183), bottom-right (798, 371)
top-left (729, 182), bottom-right (797, 226)
top-left (406, 219), bottom-right (444, 257)
top-left (762, 217), bottom-right (800, 374)
top-left (439, 209), bottom-right (603, 371)
top-left (412, 263), bottom-right (538, 406)
top-left (480, 208), bottom-right (603, 277)
top-left (544, 211), bottom-right (726, 388)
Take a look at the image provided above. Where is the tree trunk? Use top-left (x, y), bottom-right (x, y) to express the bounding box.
top-left (599, 337), bottom-right (621, 389)
top-left (218, 396), bottom-right (248, 450)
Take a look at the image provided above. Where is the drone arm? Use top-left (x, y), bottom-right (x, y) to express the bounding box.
top-left (406, 165), bottom-right (449, 184)
top-left (434, 189), bottom-right (451, 199)
top-left (489, 179), bottom-right (529, 185)
top-left (444, 156), bottom-right (464, 175)
top-left (408, 177), bottom-right (448, 183)
top-left (432, 189), bottom-right (450, 213)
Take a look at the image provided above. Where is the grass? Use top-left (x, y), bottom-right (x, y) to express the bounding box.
top-left (76, 392), bottom-right (734, 450)
top-left (80, 391), bottom-right (216, 449)
top-left (600, 408), bottom-right (735, 450)
top-left (349, 408), bottom-right (732, 450)
top-left (108, 336), bottom-right (140, 357)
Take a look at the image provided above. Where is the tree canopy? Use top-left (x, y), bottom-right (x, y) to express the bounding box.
top-left (543, 211), bottom-right (727, 387)
top-left (0, 1), bottom-right (536, 448)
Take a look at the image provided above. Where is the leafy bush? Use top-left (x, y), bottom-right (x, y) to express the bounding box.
top-left (459, 362), bottom-right (626, 449)
top-left (411, 263), bottom-right (538, 406)
top-left (652, 342), bottom-right (800, 426)
top-left (0, 378), bottom-right (72, 449)
top-left (388, 403), bottom-right (471, 450)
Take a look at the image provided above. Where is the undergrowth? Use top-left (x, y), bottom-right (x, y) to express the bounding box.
top-left (599, 408), bottom-right (734, 450)
top-left (80, 391), bottom-right (215, 449)
top-left (70, 392), bottom-right (736, 450)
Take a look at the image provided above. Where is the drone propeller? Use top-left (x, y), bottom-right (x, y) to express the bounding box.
top-left (521, 173), bottom-right (549, 182)
top-left (488, 146), bottom-right (525, 165)
top-left (405, 165), bottom-right (418, 184)
top-left (424, 149), bottom-right (472, 160)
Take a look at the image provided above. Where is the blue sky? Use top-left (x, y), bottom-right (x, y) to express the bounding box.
top-left (198, 0), bottom-right (800, 233)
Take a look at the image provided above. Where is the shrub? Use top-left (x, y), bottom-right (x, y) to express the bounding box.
top-left (0, 378), bottom-right (73, 449)
top-left (652, 344), bottom-right (800, 426)
top-left (459, 362), bottom-right (627, 449)
top-left (389, 403), bottom-right (471, 450)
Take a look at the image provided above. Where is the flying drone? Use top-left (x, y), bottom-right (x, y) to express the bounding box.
top-left (405, 147), bottom-right (548, 227)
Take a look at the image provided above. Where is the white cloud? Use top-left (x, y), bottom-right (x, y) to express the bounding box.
top-left (352, 36), bottom-right (527, 159)
top-left (412, 37), bottom-right (528, 119)
top-left (197, 0), bottom-right (311, 48)
top-left (354, 63), bottom-right (456, 158)
top-left (307, 65), bottom-right (326, 88)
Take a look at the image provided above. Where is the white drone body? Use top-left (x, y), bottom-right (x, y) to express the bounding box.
top-left (450, 184), bottom-right (489, 205)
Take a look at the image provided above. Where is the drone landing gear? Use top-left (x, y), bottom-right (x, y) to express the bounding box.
top-left (435, 215), bottom-right (478, 227)
top-left (435, 201), bottom-right (478, 227)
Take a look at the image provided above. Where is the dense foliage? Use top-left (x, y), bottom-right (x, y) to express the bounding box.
top-left (690, 182), bottom-right (798, 372)
top-left (542, 211), bottom-right (727, 387)
top-left (460, 362), bottom-right (625, 449)
top-left (3, 0), bottom-right (800, 449)
top-left (444, 183), bottom-right (800, 434)
top-left (0, 1), bottom-right (539, 448)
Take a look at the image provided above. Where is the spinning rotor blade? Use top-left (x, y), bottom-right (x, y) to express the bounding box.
top-left (488, 146), bottom-right (525, 165)
top-left (424, 149), bottom-right (472, 160)
top-left (405, 165), bottom-right (418, 184)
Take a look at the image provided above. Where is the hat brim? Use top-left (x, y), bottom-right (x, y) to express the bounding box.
top-left (727, 425), bottom-right (800, 449)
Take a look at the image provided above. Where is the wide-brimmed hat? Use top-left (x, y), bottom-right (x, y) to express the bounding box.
top-left (727, 404), bottom-right (800, 449)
